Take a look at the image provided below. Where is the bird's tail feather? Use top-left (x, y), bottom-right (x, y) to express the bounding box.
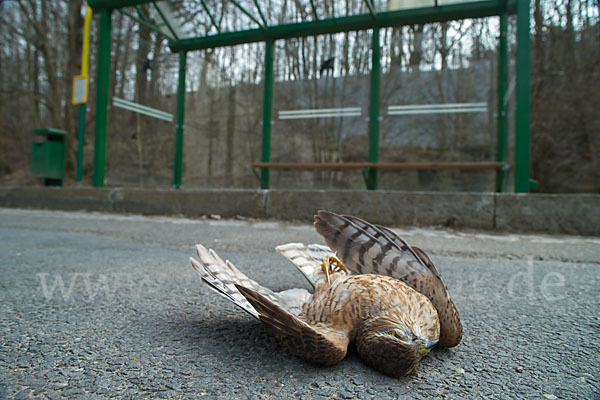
top-left (236, 284), bottom-right (349, 366)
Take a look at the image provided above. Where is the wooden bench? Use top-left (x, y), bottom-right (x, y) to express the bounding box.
top-left (253, 161), bottom-right (508, 170)
top-left (252, 161), bottom-right (510, 190)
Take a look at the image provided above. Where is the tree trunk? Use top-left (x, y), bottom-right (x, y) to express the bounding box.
top-left (38, 1), bottom-right (62, 128)
top-left (408, 25), bottom-right (424, 72)
top-left (111, 13), bottom-right (126, 100)
top-left (64, 0), bottom-right (84, 175)
top-left (149, 34), bottom-right (164, 98)
top-left (438, 23), bottom-right (449, 71)
top-left (27, 40), bottom-right (41, 127)
top-left (225, 84), bottom-right (236, 186)
top-left (135, 16), bottom-right (151, 185)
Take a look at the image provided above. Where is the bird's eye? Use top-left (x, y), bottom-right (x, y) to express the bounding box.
top-left (388, 331), bottom-right (406, 342)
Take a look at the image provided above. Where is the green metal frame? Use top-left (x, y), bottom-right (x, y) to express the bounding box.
top-left (169, 1), bottom-right (514, 52)
top-left (230, 0), bottom-right (266, 30)
top-left (89, 0), bottom-right (152, 11)
top-left (366, 28), bottom-right (380, 190)
top-left (92, 8), bottom-right (112, 187)
top-left (76, 104), bottom-right (86, 184)
top-left (173, 51), bottom-right (186, 188)
top-left (515, 0), bottom-right (534, 192)
top-left (365, 0), bottom-right (379, 191)
top-left (200, 0), bottom-right (221, 34)
top-left (251, 0), bottom-right (268, 27)
top-left (260, 39), bottom-right (274, 190)
top-left (309, 0), bottom-right (319, 20)
top-left (364, 0), bottom-right (377, 17)
top-left (496, 11), bottom-right (508, 192)
top-left (118, 9), bottom-right (175, 40)
top-left (152, 0), bottom-right (180, 40)
top-left (87, 0), bottom-right (530, 192)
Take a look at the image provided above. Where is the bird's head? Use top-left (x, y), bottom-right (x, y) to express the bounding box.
top-left (356, 315), bottom-right (439, 377)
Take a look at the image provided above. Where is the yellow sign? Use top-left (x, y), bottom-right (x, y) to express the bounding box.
top-left (72, 75), bottom-right (88, 104)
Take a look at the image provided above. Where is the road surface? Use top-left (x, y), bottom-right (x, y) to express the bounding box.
top-left (0, 208), bottom-right (598, 399)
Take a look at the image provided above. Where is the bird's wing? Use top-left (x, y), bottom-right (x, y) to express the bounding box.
top-left (192, 244), bottom-right (312, 316)
top-left (313, 211), bottom-right (429, 281)
top-left (276, 242), bottom-right (334, 289)
top-left (313, 210), bottom-right (462, 348)
top-left (369, 223), bottom-right (444, 281)
top-left (410, 245), bottom-right (443, 281)
top-left (236, 285), bottom-right (349, 366)
top-left (192, 245), bottom-right (345, 363)
top-left (191, 244), bottom-right (284, 319)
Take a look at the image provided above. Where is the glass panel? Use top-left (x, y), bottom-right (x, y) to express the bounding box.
top-left (183, 43), bottom-right (265, 188)
top-left (379, 19), bottom-right (499, 191)
top-left (505, 15), bottom-right (517, 192)
top-left (105, 1), bottom-right (509, 191)
top-left (438, 0), bottom-right (487, 5)
top-left (388, 0), bottom-right (435, 11)
top-left (105, 30), bottom-right (177, 187)
top-left (270, 32), bottom-right (372, 189)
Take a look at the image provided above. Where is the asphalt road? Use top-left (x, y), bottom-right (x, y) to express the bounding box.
top-left (0, 208), bottom-right (598, 399)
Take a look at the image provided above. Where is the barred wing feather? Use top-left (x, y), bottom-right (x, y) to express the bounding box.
top-left (313, 210), bottom-right (462, 348)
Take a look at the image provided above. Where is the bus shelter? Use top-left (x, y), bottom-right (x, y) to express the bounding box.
top-left (86, 0), bottom-right (534, 192)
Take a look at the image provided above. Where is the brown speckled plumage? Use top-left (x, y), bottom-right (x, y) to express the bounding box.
top-left (313, 210), bottom-right (462, 348)
top-left (190, 211), bottom-right (461, 377)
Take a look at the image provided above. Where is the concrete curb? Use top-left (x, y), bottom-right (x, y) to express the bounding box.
top-left (0, 186), bottom-right (598, 235)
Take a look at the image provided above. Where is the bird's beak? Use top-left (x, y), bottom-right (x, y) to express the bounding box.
top-left (416, 338), bottom-right (438, 355)
top-left (417, 339), bottom-right (438, 355)
top-left (422, 339), bottom-right (439, 350)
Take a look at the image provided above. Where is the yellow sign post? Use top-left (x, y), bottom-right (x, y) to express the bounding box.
top-left (75, 5), bottom-right (92, 184)
top-left (72, 5), bottom-right (92, 105)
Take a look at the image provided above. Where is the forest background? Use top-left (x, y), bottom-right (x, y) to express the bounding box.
top-left (0, 0), bottom-right (598, 192)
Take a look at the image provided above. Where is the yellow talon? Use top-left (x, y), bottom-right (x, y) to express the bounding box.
top-left (321, 257), bottom-right (331, 284)
top-left (321, 255), bottom-right (348, 284)
top-left (329, 255), bottom-right (348, 273)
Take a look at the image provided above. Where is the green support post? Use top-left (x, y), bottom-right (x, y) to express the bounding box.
top-left (173, 51), bottom-right (187, 188)
top-left (92, 8), bottom-right (112, 187)
top-left (515, 0), bottom-right (531, 192)
top-left (496, 11), bottom-right (508, 192)
top-left (76, 104), bottom-right (86, 184)
top-left (367, 27), bottom-right (380, 190)
top-left (260, 39), bottom-right (274, 190)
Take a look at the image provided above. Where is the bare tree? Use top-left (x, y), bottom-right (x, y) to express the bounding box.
top-left (0, 0), bottom-right (597, 191)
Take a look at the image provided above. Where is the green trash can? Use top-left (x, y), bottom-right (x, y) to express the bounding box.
top-left (31, 128), bottom-right (67, 186)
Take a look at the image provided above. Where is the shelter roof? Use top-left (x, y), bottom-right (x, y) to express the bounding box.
top-left (87, 0), bottom-right (514, 51)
